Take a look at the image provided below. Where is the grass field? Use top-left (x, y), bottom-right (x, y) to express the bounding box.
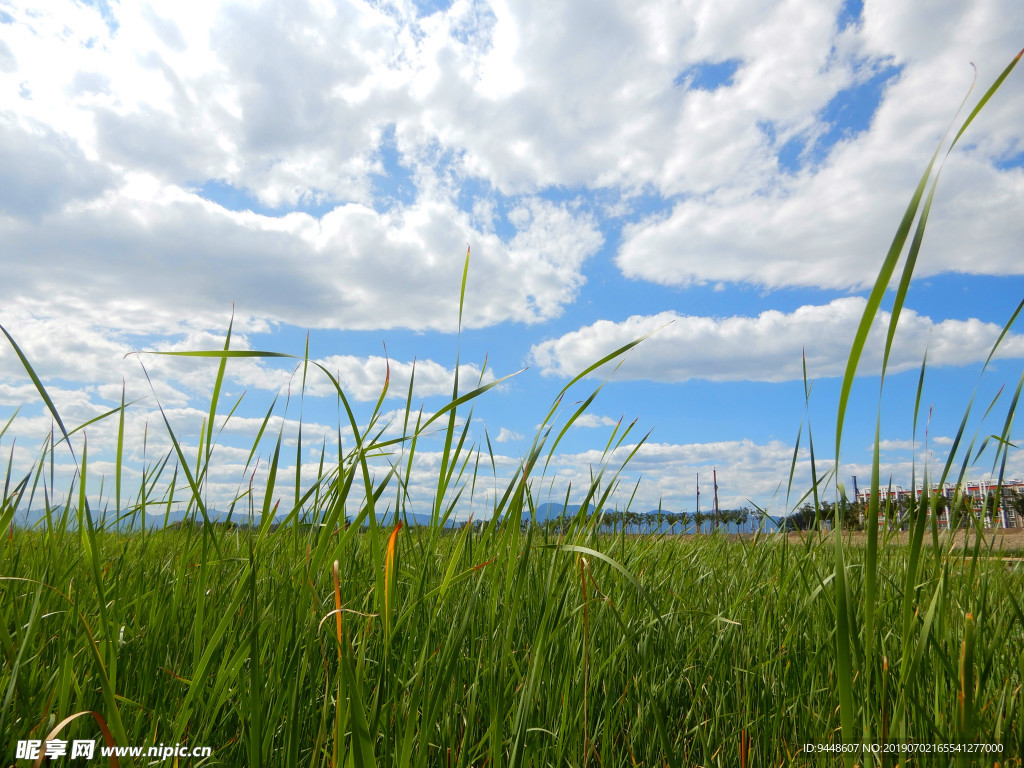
top-left (3, 523), bottom-right (1024, 767)
top-left (2, 48), bottom-right (1024, 768)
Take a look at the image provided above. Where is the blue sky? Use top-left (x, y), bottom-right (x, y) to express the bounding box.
top-left (1, 0), bottom-right (1023, 519)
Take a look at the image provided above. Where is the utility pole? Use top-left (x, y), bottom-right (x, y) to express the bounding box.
top-left (852, 475), bottom-right (861, 526)
top-left (696, 472), bottom-right (700, 533)
top-left (713, 467), bottom-right (720, 530)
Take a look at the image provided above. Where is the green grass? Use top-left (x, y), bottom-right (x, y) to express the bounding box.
top-left (3, 524), bottom-right (1024, 766)
top-left (2, 50), bottom-right (1024, 768)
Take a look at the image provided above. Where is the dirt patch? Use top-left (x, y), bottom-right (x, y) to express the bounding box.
top-left (770, 526), bottom-right (1024, 552)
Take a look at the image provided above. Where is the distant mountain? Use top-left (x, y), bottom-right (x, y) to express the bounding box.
top-left (7, 506), bottom-right (452, 530)
top-left (9, 505), bottom-right (251, 531)
top-left (377, 511), bottom-right (458, 528)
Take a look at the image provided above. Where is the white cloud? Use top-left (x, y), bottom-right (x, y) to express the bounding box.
top-left (495, 426), bottom-right (523, 442)
top-left (373, 408), bottom-right (453, 439)
top-left (572, 414), bottom-right (621, 429)
top-left (0, 310), bottom-right (502, 431)
top-left (616, 1), bottom-right (1024, 290)
top-left (0, 40), bottom-right (15, 74)
top-left (869, 437), bottom-right (960, 472)
top-left (399, 0), bottom-right (849, 196)
top-left (0, 176), bottom-right (601, 335)
top-left (876, 436), bottom-right (956, 452)
top-left (529, 298), bottom-right (1024, 383)
top-left (0, 309), bottom-right (295, 411)
top-left (2, 0), bottom-right (1021, 327)
top-left (543, 437), bottom-right (821, 512)
top-left (0, 115), bottom-right (115, 219)
top-left (4, 0), bottom-right (1021, 206)
top-left (306, 356), bottom-right (495, 401)
top-left (616, 145), bottom-right (1024, 290)
top-left (2, 0), bottom-right (607, 338)
top-left (876, 439), bottom-right (918, 452)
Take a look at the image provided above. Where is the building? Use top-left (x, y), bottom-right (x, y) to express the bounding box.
top-left (854, 479), bottom-right (1024, 529)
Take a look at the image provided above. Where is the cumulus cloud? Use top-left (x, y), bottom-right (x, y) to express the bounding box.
top-left (0, 178), bottom-right (601, 335)
top-left (399, 0), bottom-right (854, 196)
top-left (495, 427), bottom-right (524, 442)
top-left (0, 116), bottom-right (115, 219)
top-left (572, 414), bottom-right (621, 428)
top-left (0, 183), bottom-right (598, 342)
top-left (1, 0), bottom-right (606, 338)
top-left (2, 0), bottom-right (1022, 325)
top-left (545, 438), bottom-right (818, 511)
top-left (616, 145), bottom-right (1024, 290)
top-left (616, 1), bottom-right (1024, 290)
top-left (876, 436), bottom-right (956, 452)
top-left (529, 298), bottom-right (1024, 383)
top-left (0, 40), bottom-right (16, 74)
top-left (0, 308), bottom-right (499, 413)
top-left (305, 356), bottom-right (495, 401)
top-left (3, 0), bottom-right (1021, 205)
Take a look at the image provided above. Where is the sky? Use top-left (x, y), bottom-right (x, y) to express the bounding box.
top-left (1, 0), bottom-right (1023, 521)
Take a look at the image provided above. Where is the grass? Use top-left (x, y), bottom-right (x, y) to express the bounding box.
top-left (2, 51), bottom-right (1024, 767)
top-left (5, 525), bottom-right (1024, 766)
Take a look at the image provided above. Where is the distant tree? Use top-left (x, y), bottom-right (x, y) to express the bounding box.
top-left (732, 507), bottom-right (751, 529)
top-left (841, 500), bottom-right (865, 530)
top-left (787, 504), bottom-right (817, 531)
top-left (782, 500), bottom-right (860, 531)
top-left (709, 510), bottom-right (724, 530)
top-left (749, 507), bottom-right (767, 531)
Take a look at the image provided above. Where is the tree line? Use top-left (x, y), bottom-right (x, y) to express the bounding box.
top-left (511, 507), bottom-right (758, 535)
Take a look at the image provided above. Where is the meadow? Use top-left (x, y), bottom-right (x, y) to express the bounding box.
top-left (2, 50), bottom-right (1024, 768)
top-left (3, 518), bottom-right (1024, 767)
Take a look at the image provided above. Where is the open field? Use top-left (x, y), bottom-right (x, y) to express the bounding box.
top-left (775, 526), bottom-right (1024, 552)
top-left (3, 526), bottom-right (1024, 767)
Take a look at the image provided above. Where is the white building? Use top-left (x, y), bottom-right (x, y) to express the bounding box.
top-left (854, 479), bottom-right (1024, 529)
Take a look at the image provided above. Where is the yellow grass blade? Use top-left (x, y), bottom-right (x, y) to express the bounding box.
top-left (383, 522), bottom-right (403, 642)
